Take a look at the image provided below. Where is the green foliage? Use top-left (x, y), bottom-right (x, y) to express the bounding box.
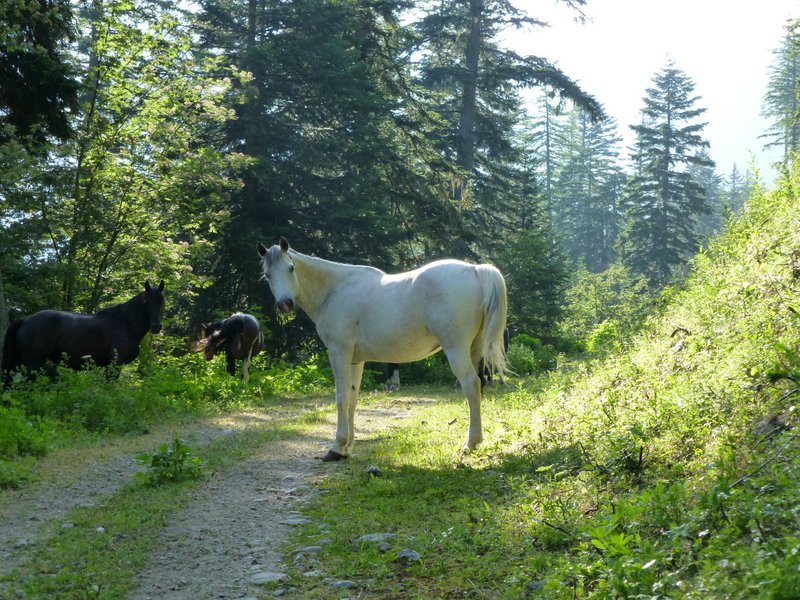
top-left (2, 0), bottom-right (249, 318)
top-left (551, 108), bottom-right (625, 272)
top-left (0, 0), bottom-right (77, 145)
top-left (135, 436), bottom-right (203, 486)
top-left (4, 365), bottom-right (178, 433)
top-left (506, 337), bottom-right (557, 375)
top-left (279, 163), bottom-right (800, 598)
top-left (0, 404), bottom-right (50, 460)
top-left (1, 337), bottom-right (335, 440)
top-left (559, 262), bottom-right (652, 352)
top-left (762, 21), bottom-right (800, 164)
top-left (584, 319), bottom-right (623, 354)
top-left (0, 404), bottom-right (51, 488)
top-left (497, 227), bottom-right (570, 340)
top-left (620, 61), bottom-right (714, 287)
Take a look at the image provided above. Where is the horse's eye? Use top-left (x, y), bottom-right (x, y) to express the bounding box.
top-left (289, 265), bottom-right (295, 273)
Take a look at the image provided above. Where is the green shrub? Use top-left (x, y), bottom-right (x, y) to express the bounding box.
top-left (0, 404), bottom-right (50, 460)
top-left (135, 436), bottom-right (203, 486)
top-left (585, 319), bottom-right (623, 354)
top-left (507, 335), bottom-right (557, 374)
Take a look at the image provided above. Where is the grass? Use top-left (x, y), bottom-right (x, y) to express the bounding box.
top-left (4, 164), bottom-right (800, 598)
top-left (0, 398), bottom-right (332, 599)
top-left (279, 167), bottom-right (800, 598)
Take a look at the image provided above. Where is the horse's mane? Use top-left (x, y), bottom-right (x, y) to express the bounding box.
top-left (94, 292), bottom-right (143, 319)
top-left (288, 249), bottom-right (384, 277)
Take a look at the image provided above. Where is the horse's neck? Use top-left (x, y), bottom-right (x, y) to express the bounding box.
top-left (292, 251), bottom-right (363, 320)
top-left (101, 294), bottom-right (149, 338)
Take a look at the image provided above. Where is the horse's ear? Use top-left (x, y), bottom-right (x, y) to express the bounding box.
top-left (144, 281), bottom-right (151, 292)
top-left (257, 242), bottom-right (267, 257)
top-left (279, 237), bottom-right (289, 252)
top-left (158, 280), bottom-right (164, 291)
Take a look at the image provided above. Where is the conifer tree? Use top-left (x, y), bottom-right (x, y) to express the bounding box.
top-left (762, 22), bottom-right (800, 165)
top-left (552, 108), bottom-right (624, 272)
top-left (413, 0), bottom-right (603, 257)
top-left (688, 150), bottom-right (725, 241)
top-left (723, 163), bottom-right (752, 215)
top-left (619, 62), bottom-right (714, 287)
top-left (194, 0), bottom-right (459, 352)
top-left (0, 0), bottom-right (78, 146)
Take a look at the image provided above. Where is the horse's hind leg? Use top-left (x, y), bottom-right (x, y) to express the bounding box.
top-left (241, 355), bottom-right (251, 383)
top-left (443, 346), bottom-right (483, 452)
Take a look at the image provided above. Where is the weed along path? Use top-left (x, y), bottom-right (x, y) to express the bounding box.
top-left (0, 418), bottom-right (243, 574)
top-left (0, 395), bottom-right (422, 599)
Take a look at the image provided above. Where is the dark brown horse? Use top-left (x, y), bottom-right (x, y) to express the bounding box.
top-left (199, 313), bottom-right (264, 382)
top-left (2, 281), bottom-right (165, 386)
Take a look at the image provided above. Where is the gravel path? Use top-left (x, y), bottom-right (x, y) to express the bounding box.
top-left (0, 401), bottom-right (417, 599)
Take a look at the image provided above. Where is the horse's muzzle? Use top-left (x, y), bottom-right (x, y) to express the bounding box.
top-left (277, 299), bottom-right (294, 314)
top-left (150, 323), bottom-right (162, 334)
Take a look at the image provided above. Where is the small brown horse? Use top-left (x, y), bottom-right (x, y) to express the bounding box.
top-left (2, 281), bottom-right (165, 386)
top-left (199, 313), bottom-right (264, 382)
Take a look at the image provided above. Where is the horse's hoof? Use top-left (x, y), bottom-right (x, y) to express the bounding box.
top-left (321, 450), bottom-right (347, 462)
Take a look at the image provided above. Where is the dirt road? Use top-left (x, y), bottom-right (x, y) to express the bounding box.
top-left (0, 402), bottom-right (414, 599)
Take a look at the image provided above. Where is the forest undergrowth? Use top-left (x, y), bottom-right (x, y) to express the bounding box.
top-left (2, 167), bottom-right (800, 598)
top-left (279, 167), bottom-right (800, 598)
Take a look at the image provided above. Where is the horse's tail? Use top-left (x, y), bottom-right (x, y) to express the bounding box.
top-left (2, 319), bottom-right (24, 388)
top-left (475, 264), bottom-right (508, 378)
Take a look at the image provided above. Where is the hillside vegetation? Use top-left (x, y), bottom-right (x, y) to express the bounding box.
top-left (285, 167), bottom-right (800, 598)
top-left (3, 167), bottom-right (800, 598)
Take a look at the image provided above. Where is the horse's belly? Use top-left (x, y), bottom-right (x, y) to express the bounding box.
top-left (351, 331), bottom-right (440, 364)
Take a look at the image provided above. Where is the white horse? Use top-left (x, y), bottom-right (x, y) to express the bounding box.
top-left (257, 238), bottom-right (508, 461)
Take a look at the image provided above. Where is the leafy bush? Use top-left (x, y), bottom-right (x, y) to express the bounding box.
top-left (507, 335), bottom-right (557, 374)
top-left (0, 404), bottom-right (52, 489)
top-left (5, 365), bottom-right (173, 433)
top-left (559, 263), bottom-right (651, 346)
top-left (585, 319), bottom-right (623, 354)
top-left (135, 436), bottom-right (203, 485)
top-left (0, 404), bottom-right (50, 460)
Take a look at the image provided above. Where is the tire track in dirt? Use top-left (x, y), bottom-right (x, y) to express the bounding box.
top-left (127, 404), bottom-right (416, 600)
top-left (0, 413), bottom-right (268, 584)
top-left (0, 400), bottom-right (419, 599)
top-left (127, 432), bottom-right (331, 600)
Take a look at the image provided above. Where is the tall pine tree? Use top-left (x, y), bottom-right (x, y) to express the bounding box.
top-left (762, 22), bottom-right (800, 165)
top-left (413, 0), bottom-right (603, 258)
top-left (552, 108), bottom-right (624, 272)
top-left (194, 0), bottom-right (457, 354)
top-left (619, 62), bottom-right (713, 287)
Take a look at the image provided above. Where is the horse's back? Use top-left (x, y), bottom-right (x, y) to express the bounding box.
top-left (384, 259), bottom-right (489, 319)
top-left (226, 313), bottom-right (263, 358)
top-left (330, 260), bottom-right (493, 362)
top-left (16, 310), bottom-right (111, 368)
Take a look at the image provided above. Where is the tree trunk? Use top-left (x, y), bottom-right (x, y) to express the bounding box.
top-left (455, 0), bottom-right (482, 200)
top-left (0, 266), bottom-right (8, 373)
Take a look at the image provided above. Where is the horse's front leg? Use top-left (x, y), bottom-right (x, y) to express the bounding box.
top-left (343, 362), bottom-right (365, 456)
top-left (323, 350), bottom-right (354, 461)
top-left (241, 355), bottom-right (252, 383)
top-left (225, 350), bottom-right (236, 377)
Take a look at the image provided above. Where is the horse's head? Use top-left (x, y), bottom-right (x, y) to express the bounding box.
top-left (199, 321), bottom-right (223, 360)
top-left (257, 237), bottom-right (297, 315)
top-left (143, 280), bottom-right (165, 333)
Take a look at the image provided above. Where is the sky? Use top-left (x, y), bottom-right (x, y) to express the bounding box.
top-left (504, 0), bottom-right (800, 182)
